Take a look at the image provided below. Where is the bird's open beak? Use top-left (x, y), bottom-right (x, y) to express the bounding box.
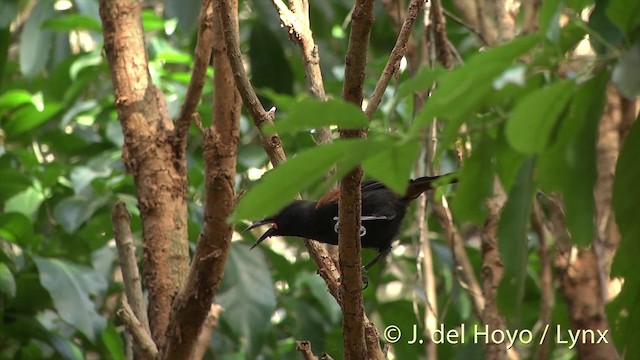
top-left (244, 219), bottom-right (277, 250)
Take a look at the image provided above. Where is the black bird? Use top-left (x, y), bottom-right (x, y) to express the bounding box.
top-left (245, 174), bottom-right (455, 273)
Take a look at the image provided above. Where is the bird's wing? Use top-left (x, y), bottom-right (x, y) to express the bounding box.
top-left (316, 180), bottom-right (386, 208)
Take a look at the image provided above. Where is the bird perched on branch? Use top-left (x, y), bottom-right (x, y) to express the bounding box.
top-left (245, 174), bottom-right (456, 277)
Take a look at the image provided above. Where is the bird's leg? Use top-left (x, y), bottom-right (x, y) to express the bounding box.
top-left (360, 247), bottom-right (392, 289)
top-left (363, 247), bottom-right (392, 271)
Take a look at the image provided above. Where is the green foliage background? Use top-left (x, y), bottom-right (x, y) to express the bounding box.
top-left (0, 0), bottom-right (639, 359)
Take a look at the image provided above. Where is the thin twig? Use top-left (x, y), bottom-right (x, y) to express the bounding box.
top-left (193, 304), bottom-right (224, 360)
top-left (365, 0), bottom-right (425, 119)
top-left (217, 0), bottom-right (286, 166)
top-left (173, 0), bottom-right (214, 156)
top-left (441, 8), bottom-right (489, 46)
top-left (296, 341), bottom-right (319, 360)
top-left (112, 201), bottom-right (150, 334)
top-left (271, 0), bottom-right (332, 143)
top-left (532, 200), bottom-right (553, 360)
top-left (118, 301), bottom-right (159, 358)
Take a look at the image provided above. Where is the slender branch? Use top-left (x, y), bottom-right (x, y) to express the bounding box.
top-left (271, 0), bottom-right (332, 144)
top-left (160, 1), bottom-right (240, 357)
top-left (365, 0), bottom-right (424, 119)
top-left (339, 1), bottom-right (374, 358)
top-left (431, 197), bottom-right (485, 317)
top-left (429, 0), bottom-right (453, 69)
top-left (296, 341), bottom-right (319, 360)
top-left (441, 8), bottom-right (489, 46)
top-left (417, 192), bottom-right (438, 359)
top-left (480, 179), bottom-right (508, 360)
top-left (532, 200), bottom-right (553, 360)
top-left (221, 0), bottom-right (341, 298)
top-left (112, 201), bottom-right (150, 335)
top-left (118, 301), bottom-right (159, 358)
top-left (193, 304), bottom-right (224, 360)
top-left (173, 0), bottom-right (214, 156)
top-left (217, 0), bottom-right (286, 166)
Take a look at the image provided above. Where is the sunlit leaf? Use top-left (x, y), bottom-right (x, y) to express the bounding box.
top-left (268, 98), bottom-right (368, 134)
top-left (506, 80), bottom-right (575, 154)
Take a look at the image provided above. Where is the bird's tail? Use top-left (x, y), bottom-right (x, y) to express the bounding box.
top-left (404, 173), bottom-right (457, 200)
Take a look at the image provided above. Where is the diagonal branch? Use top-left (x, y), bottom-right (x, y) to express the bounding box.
top-left (173, 0), bottom-right (214, 157)
top-left (365, 0), bottom-right (424, 119)
top-left (112, 201), bottom-right (149, 335)
top-left (217, 0), bottom-right (286, 166)
top-left (218, 0), bottom-right (342, 311)
top-left (271, 0), bottom-right (331, 144)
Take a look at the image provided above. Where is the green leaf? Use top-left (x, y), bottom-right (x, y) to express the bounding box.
top-left (612, 41), bottom-right (640, 98)
top-left (217, 242), bottom-right (276, 356)
top-left (268, 98), bottom-right (368, 134)
top-left (497, 157), bottom-right (535, 326)
top-left (411, 35), bottom-right (540, 138)
top-left (33, 256), bottom-right (107, 341)
top-left (539, 0), bottom-right (563, 42)
top-left (0, 212), bottom-right (35, 246)
top-left (42, 14), bottom-right (102, 31)
top-left (5, 187), bottom-right (45, 220)
top-left (396, 65), bottom-right (445, 99)
top-left (609, 114), bottom-right (640, 356)
top-left (0, 170), bottom-right (32, 203)
top-left (506, 80), bottom-right (575, 154)
top-left (54, 196), bottom-right (108, 234)
top-left (234, 138), bottom-right (384, 220)
top-left (0, 89), bottom-right (34, 110)
top-left (451, 135), bottom-right (495, 224)
top-left (606, 0), bottom-right (640, 38)
top-left (0, 262), bottom-right (16, 298)
top-left (4, 102), bottom-right (63, 137)
top-left (101, 323), bottom-right (125, 360)
top-left (363, 138), bottom-right (420, 194)
top-left (538, 72), bottom-right (608, 246)
top-left (19, 0), bottom-right (55, 77)
top-left (589, 0), bottom-right (625, 53)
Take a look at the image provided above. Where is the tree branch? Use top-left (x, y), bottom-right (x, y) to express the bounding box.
top-left (118, 301), bottom-right (158, 358)
top-left (532, 200), bottom-right (553, 360)
top-left (160, 0), bottom-right (241, 356)
top-left (480, 180), bottom-right (508, 360)
top-left (112, 201), bottom-right (149, 335)
top-left (271, 0), bottom-right (332, 144)
top-left (173, 0), bottom-right (214, 157)
top-left (339, 1), bottom-right (374, 359)
top-left (365, 0), bottom-right (424, 119)
top-left (219, 0), bottom-right (342, 312)
top-left (217, 0), bottom-right (286, 166)
top-left (296, 341), bottom-right (319, 360)
top-left (99, 0), bottom-right (190, 346)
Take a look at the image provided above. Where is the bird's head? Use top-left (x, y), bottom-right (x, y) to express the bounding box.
top-left (244, 201), bottom-right (313, 249)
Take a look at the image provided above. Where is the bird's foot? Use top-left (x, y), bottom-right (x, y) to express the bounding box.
top-left (361, 267), bottom-right (370, 290)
